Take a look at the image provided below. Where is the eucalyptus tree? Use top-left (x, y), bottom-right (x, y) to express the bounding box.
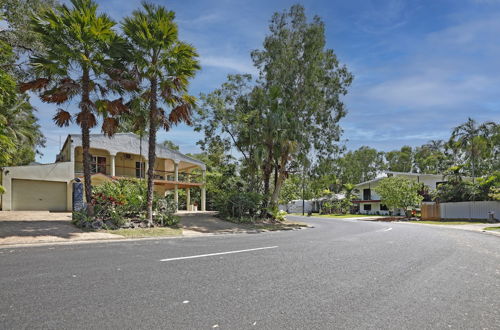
top-left (251, 4), bottom-right (353, 206)
top-left (122, 3), bottom-right (200, 224)
top-left (21, 0), bottom-right (130, 207)
top-left (197, 5), bottom-right (352, 211)
top-left (448, 118), bottom-right (497, 178)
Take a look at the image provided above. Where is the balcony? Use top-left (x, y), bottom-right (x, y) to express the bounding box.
top-left (74, 161), bottom-right (203, 184)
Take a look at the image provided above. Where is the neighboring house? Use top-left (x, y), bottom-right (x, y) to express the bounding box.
top-left (0, 133), bottom-right (206, 212)
top-left (280, 194), bottom-right (346, 214)
top-left (354, 171), bottom-right (447, 215)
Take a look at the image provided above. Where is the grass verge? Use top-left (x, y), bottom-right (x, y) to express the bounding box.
top-left (102, 227), bottom-right (182, 238)
top-left (289, 213), bottom-right (381, 218)
top-left (245, 220), bottom-right (309, 231)
top-left (408, 220), bottom-right (488, 225)
top-left (483, 226), bottom-right (500, 231)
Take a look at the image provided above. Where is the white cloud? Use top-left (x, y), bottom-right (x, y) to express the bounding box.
top-left (200, 56), bottom-right (257, 75)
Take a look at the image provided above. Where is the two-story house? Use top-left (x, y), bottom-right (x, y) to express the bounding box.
top-left (354, 171), bottom-right (447, 215)
top-left (0, 133), bottom-right (206, 212)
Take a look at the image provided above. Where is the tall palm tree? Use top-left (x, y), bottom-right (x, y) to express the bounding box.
top-left (122, 3), bottom-right (200, 225)
top-left (20, 0), bottom-right (130, 209)
top-left (449, 118), bottom-right (496, 179)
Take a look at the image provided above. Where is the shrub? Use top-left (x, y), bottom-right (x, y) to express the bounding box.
top-left (74, 178), bottom-right (180, 228)
top-left (154, 196), bottom-right (179, 226)
top-left (214, 190), bottom-right (263, 219)
top-left (268, 206), bottom-right (287, 221)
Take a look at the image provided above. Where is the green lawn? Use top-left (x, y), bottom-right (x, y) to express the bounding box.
top-left (245, 220), bottom-right (309, 231)
top-left (483, 226), bottom-right (500, 231)
top-left (408, 220), bottom-right (488, 225)
top-left (289, 213), bottom-right (381, 218)
top-left (103, 227), bottom-right (182, 238)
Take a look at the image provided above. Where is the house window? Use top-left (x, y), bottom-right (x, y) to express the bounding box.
top-left (363, 188), bottom-right (371, 200)
top-left (91, 156), bottom-right (106, 174)
top-left (135, 161), bottom-right (145, 178)
top-left (363, 204), bottom-right (372, 211)
top-left (380, 204), bottom-right (389, 211)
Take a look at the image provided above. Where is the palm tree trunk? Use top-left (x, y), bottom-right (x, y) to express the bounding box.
top-left (146, 77), bottom-right (158, 225)
top-left (81, 67), bottom-right (93, 215)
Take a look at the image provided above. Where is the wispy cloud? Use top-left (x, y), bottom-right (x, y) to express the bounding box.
top-left (200, 55), bottom-right (257, 75)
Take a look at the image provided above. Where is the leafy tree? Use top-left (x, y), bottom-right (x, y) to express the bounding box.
top-left (385, 145), bottom-right (413, 173)
top-left (252, 4), bottom-right (352, 206)
top-left (0, 39), bottom-right (44, 167)
top-left (0, 0), bottom-right (57, 80)
top-left (374, 176), bottom-right (423, 216)
top-left (21, 0), bottom-right (129, 207)
top-left (448, 118), bottom-right (497, 178)
top-left (413, 140), bottom-right (450, 174)
top-left (336, 146), bottom-right (384, 184)
top-left (197, 5), bottom-right (352, 213)
top-left (279, 174), bottom-right (303, 205)
top-left (162, 140), bottom-right (179, 151)
top-left (489, 187), bottom-right (500, 201)
top-left (122, 2), bottom-right (200, 224)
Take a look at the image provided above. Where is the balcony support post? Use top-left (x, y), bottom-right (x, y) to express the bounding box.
top-left (110, 154), bottom-right (116, 177)
top-left (174, 162), bottom-right (179, 212)
top-left (186, 168), bottom-right (190, 211)
top-left (201, 169), bottom-right (206, 211)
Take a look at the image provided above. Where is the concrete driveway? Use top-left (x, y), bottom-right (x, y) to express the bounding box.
top-left (0, 211), bottom-right (121, 246)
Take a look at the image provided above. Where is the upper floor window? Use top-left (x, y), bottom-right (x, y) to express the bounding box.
top-left (91, 156), bottom-right (106, 174)
top-left (363, 188), bottom-right (371, 200)
top-left (136, 161), bottom-right (145, 178)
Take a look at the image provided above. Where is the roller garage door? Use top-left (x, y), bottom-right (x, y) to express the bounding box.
top-left (12, 179), bottom-right (67, 211)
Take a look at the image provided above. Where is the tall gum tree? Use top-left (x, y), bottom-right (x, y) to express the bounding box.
top-left (251, 4), bottom-right (353, 207)
top-left (122, 3), bottom-right (200, 225)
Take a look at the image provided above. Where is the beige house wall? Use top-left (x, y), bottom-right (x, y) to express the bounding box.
top-left (1, 162), bottom-right (74, 211)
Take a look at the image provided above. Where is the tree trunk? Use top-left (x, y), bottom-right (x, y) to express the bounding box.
top-left (261, 162), bottom-right (273, 216)
top-left (270, 153), bottom-right (289, 206)
top-left (271, 169), bottom-right (286, 207)
top-left (146, 77), bottom-right (158, 226)
top-left (81, 66), bottom-right (93, 215)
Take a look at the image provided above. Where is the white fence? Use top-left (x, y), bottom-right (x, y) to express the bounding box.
top-left (279, 200), bottom-right (314, 213)
top-left (440, 201), bottom-right (500, 220)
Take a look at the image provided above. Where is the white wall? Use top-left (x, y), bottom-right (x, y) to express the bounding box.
top-left (280, 200), bottom-right (314, 213)
top-left (440, 201), bottom-right (500, 220)
top-left (1, 162), bottom-right (74, 211)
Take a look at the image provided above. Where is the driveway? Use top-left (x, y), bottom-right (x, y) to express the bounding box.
top-left (0, 211), bottom-right (121, 245)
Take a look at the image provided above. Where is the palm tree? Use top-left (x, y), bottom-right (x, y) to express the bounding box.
top-left (0, 95), bottom-right (45, 165)
top-left (449, 118), bottom-right (496, 179)
top-left (122, 3), bottom-right (200, 225)
top-left (20, 0), bottom-right (130, 209)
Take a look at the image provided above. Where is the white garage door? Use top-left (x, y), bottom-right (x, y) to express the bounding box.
top-left (12, 179), bottom-right (67, 211)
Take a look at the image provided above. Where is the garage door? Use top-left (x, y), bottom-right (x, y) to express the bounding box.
top-left (12, 179), bottom-right (67, 211)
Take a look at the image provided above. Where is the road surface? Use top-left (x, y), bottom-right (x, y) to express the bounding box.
top-left (1, 216), bottom-right (499, 329)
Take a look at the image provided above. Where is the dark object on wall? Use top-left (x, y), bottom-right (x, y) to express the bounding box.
top-left (72, 181), bottom-right (84, 212)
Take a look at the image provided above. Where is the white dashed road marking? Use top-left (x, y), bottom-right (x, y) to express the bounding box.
top-left (160, 246), bottom-right (278, 262)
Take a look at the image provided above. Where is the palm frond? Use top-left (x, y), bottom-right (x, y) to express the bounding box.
top-left (53, 109), bottom-right (72, 127)
top-left (102, 117), bottom-right (119, 137)
top-left (75, 111), bottom-right (97, 128)
top-left (169, 103), bottom-right (192, 125)
top-left (19, 78), bottom-right (50, 93)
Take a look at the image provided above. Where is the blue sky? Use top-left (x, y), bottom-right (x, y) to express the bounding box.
top-left (35, 0), bottom-right (500, 163)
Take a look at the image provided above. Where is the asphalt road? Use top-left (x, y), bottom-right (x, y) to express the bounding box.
top-left (1, 216), bottom-right (499, 329)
